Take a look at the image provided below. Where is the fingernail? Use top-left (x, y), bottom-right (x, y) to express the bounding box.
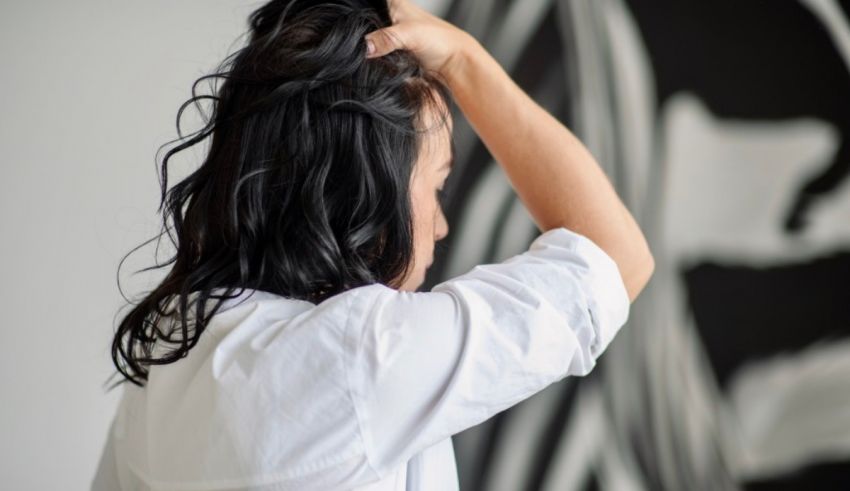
top-left (366, 39), bottom-right (375, 56)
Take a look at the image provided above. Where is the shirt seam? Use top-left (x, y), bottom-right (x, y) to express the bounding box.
top-left (342, 287), bottom-right (383, 480)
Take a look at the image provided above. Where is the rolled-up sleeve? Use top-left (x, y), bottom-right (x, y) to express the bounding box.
top-left (342, 226), bottom-right (631, 478)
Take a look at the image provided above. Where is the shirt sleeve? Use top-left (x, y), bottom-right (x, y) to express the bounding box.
top-left (342, 226), bottom-right (631, 478)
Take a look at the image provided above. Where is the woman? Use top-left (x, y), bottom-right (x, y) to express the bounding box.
top-left (93, 0), bottom-right (654, 489)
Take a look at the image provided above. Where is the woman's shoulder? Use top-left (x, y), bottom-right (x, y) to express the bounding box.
top-left (129, 287), bottom-right (380, 488)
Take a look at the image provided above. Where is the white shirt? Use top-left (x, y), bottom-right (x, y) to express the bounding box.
top-left (91, 226), bottom-right (631, 491)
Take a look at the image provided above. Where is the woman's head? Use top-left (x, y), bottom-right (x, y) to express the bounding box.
top-left (110, 0), bottom-right (454, 387)
top-left (196, 0), bottom-right (455, 295)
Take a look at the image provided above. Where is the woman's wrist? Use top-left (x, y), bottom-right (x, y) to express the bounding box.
top-left (440, 32), bottom-right (484, 92)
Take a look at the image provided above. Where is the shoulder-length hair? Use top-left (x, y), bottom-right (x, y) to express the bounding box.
top-left (110, 0), bottom-right (453, 388)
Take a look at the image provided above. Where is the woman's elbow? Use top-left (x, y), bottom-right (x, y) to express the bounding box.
top-left (625, 252), bottom-right (655, 303)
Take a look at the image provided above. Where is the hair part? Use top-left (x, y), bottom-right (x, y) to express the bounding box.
top-left (108, 0), bottom-right (454, 389)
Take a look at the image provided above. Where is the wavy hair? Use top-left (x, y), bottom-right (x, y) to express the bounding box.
top-left (108, 0), bottom-right (453, 389)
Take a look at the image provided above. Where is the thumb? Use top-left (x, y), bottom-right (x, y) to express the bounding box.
top-left (364, 27), bottom-right (404, 58)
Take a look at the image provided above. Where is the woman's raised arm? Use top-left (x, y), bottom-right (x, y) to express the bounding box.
top-left (365, 0), bottom-right (655, 302)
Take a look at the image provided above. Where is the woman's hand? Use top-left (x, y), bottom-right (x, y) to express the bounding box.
top-left (364, 0), bottom-right (475, 78)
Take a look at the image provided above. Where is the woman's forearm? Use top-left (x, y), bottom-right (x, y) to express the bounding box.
top-left (444, 35), bottom-right (654, 301)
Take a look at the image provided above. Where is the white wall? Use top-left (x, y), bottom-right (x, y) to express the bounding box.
top-left (0, 1), bottom-right (256, 488)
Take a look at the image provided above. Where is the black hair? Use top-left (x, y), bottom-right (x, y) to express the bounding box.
top-left (108, 0), bottom-right (453, 389)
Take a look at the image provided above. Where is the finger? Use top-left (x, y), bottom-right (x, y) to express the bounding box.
top-left (364, 27), bottom-right (404, 58)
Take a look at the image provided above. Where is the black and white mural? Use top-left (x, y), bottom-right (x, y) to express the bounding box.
top-left (420, 0), bottom-right (850, 489)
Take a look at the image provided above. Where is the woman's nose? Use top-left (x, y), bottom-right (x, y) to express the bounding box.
top-left (435, 208), bottom-right (449, 241)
